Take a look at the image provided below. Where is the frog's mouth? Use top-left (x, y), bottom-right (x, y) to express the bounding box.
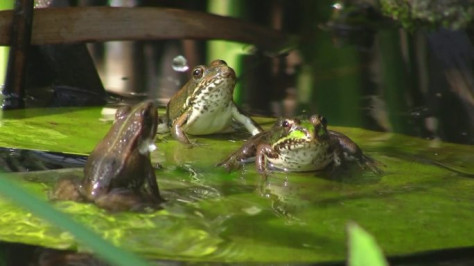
top-left (274, 126), bottom-right (314, 151)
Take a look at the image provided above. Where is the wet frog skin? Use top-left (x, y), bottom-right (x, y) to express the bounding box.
top-left (52, 101), bottom-right (164, 211)
top-left (165, 59), bottom-right (262, 145)
top-left (219, 114), bottom-right (381, 176)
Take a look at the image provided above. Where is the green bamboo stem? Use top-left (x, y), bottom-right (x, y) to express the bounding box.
top-left (207, 0), bottom-right (246, 104)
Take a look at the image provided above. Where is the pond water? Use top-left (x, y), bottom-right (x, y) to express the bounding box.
top-left (0, 1), bottom-right (474, 265)
top-left (0, 107), bottom-right (473, 264)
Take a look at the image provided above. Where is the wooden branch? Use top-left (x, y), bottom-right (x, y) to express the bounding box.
top-left (2, 0), bottom-right (34, 109)
top-left (0, 7), bottom-right (288, 51)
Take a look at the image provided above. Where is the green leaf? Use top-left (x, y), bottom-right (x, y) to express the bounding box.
top-left (347, 222), bottom-right (388, 266)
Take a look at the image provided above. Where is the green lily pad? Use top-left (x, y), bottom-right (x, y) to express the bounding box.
top-left (0, 107), bottom-right (473, 263)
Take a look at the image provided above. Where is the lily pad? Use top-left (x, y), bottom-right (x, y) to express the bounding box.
top-left (0, 106), bottom-right (473, 263)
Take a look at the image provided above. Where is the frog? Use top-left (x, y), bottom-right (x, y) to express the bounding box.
top-left (162, 59), bottom-right (263, 145)
top-left (51, 101), bottom-right (164, 211)
top-left (218, 114), bottom-right (381, 177)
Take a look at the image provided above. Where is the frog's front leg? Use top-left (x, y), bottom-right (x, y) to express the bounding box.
top-left (218, 143), bottom-right (256, 171)
top-left (142, 163), bottom-right (164, 204)
top-left (256, 144), bottom-right (279, 177)
top-left (171, 111), bottom-right (193, 146)
top-left (231, 104), bottom-right (262, 135)
top-left (218, 132), bottom-right (268, 171)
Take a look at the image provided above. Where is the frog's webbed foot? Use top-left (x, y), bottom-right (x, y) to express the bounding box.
top-left (50, 177), bottom-right (85, 202)
top-left (357, 155), bottom-right (384, 175)
top-left (217, 155), bottom-right (243, 172)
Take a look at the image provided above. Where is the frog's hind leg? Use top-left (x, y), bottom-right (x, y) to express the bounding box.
top-left (357, 154), bottom-right (384, 175)
top-left (95, 188), bottom-right (161, 212)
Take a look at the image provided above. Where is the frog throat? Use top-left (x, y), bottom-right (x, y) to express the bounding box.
top-left (186, 75), bottom-right (227, 107)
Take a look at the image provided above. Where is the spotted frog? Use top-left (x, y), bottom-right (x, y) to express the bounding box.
top-left (218, 114), bottom-right (381, 176)
top-left (51, 101), bottom-right (164, 211)
top-left (163, 59), bottom-right (262, 145)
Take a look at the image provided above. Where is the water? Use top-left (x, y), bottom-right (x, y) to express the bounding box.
top-left (0, 116), bottom-right (473, 263)
top-left (171, 55), bottom-right (190, 72)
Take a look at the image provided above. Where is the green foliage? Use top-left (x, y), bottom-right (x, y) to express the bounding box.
top-left (380, 0), bottom-right (474, 30)
top-left (347, 222), bottom-right (388, 266)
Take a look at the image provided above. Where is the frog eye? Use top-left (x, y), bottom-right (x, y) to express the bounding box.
top-left (310, 114), bottom-right (327, 127)
top-left (140, 108), bottom-right (151, 120)
top-left (192, 66), bottom-right (204, 79)
top-left (282, 120), bottom-right (290, 128)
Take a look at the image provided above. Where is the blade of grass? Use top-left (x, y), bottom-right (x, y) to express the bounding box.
top-left (347, 222), bottom-right (388, 266)
top-left (0, 174), bottom-right (149, 266)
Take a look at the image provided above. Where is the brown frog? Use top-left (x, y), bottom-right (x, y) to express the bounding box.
top-left (51, 101), bottom-right (164, 211)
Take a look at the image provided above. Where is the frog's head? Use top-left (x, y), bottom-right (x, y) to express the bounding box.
top-left (113, 101), bottom-right (158, 155)
top-left (190, 59), bottom-right (236, 93)
top-left (271, 115), bottom-right (329, 150)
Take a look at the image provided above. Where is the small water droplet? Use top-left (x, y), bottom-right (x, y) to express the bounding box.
top-left (172, 55), bottom-right (189, 72)
top-left (332, 2), bottom-right (343, 10)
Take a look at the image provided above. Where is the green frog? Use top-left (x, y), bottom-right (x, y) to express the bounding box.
top-left (163, 59), bottom-right (263, 145)
top-left (51, 101), bottom-right (164, 211)
top-left (218, 114), bottom-right (381, 176)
